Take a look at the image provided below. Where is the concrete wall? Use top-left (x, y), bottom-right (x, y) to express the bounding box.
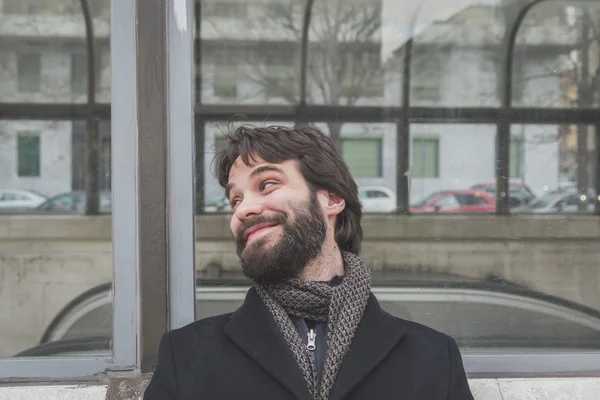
top-left (0, 214), bottom-right (599, 357)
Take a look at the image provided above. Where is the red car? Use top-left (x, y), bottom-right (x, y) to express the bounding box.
top-left (410, 189), bottom-right (496, 214)
top-left (471, 182), bottom-right (536, 207)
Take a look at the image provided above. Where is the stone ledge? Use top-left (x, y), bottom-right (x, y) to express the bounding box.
top-left (1, 378), bottom-right (599, 399)
top-left (0, 214), bottom-right (599, 241)
top-left (0, 384), bottom-right (108, 399)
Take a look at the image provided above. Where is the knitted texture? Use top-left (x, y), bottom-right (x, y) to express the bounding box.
top-left (256, 251), bottom-right (371, 400)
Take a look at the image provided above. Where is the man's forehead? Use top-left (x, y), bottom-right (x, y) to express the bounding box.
top-left (228, 156), bottom-right (296, 181)
top-left (228, 155), bottom-right (267, 179)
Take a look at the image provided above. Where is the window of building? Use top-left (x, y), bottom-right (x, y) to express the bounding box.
top-left (213, 50), bottom-right (238, 98)
top-left (340, 50), bottom-right (384, 98)
top-left (412, 55), bottom-right (441, 102)
top-left (17, 132), bottom-right (41, 177)
top-left (264, 47), bottom-right (295, 98)
top-left (510, 138), bottom-right (524, 179)
top-left (412, 136), bottom-right (439, 178)
top-left (71, 52), bottom-right (87, 94)
top-left (17, 52), bottom-right (41, 93)
top-left (3, 0), bottom-right (36, 14)
top-left (341, 138), bottom-right (383, 178)
top-left (203, 2), bottom-right (248, 19)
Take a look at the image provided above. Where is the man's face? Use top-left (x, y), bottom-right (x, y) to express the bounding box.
top-left (226, 155), bottom-right (327, 284)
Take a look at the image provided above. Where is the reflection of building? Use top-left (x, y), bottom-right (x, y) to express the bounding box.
top-left (0, 1), bottom-right (583, 204)
top-left (203, 2), bottom-right (576, 201)
top-left (388, 4), bottom-right (578, 201)
top-left (202, 2), bottom-right (580, 203)
top-left (0, 0), bottom-right (110, 197)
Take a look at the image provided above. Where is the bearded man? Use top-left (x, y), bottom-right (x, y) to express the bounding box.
top-left (144, 124), bottom-right (474, 400)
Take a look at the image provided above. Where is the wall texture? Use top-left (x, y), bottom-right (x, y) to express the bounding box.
top-left (0, 214), bottom-right (599, 356)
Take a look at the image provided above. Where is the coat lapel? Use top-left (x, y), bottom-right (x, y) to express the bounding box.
top-left (328, 294), bottom-right (407, 400)
top-left (223, 287), bottom-right (312, 400)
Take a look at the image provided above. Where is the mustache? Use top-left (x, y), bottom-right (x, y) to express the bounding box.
top-left (237, 214), bottom-right (287, 244)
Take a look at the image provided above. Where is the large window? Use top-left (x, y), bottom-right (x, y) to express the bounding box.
top-left (192, 0), bottom-right (600, 379)
top-left (2, 0), bottom-right (600, 390)
top-left (0, 0), bottom-right (117, 379)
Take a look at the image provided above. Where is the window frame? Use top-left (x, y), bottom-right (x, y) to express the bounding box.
top-left (0, 0), bottom-right (196, 379)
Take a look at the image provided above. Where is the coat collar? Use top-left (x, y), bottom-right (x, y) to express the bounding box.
top-left (223, 287), bottom-right (406, 400)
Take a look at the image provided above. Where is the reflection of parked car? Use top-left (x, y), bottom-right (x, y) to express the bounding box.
top-left (35, 191), bottom-right (112, 214)
top-left (410, 190), bottom-right (496, 214)
top-left (512, 189), bottom-right (595, 214)
top-left (23, 277), bottom-right (600, 357)
top-left (358, 186), bottom-right (396, 213)
top-left (0, 189), bottom-right (47, 212)
top-left (471, 182), bottom-right (536, 207)
top-left (204, 195), bottom-right (232, 213)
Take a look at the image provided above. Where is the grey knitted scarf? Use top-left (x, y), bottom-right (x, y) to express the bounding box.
top-left (256, 251), bottom-right (371, 400)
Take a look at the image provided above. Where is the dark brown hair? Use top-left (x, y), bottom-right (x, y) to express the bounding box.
top-left (214, 123), bottom-right (362, 254)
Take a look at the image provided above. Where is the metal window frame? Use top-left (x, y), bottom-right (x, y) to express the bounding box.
top-left (0, 0), bottom-right (134, 381)
top-left (0, 0), bottom-right (197, 380)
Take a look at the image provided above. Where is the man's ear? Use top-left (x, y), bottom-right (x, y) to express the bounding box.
top-left (322, 191), bottom-right (345, 218)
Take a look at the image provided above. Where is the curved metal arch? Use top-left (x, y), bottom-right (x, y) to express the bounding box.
top-left (502, 0), bottom-right (546, 108)
top-left (300, 0), bottom-right (315, 105)
top-left (79, 0), bottom-right (100, 215)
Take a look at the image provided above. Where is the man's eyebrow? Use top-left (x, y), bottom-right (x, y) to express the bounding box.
top-left (225, 164), bottom-right (285, 199)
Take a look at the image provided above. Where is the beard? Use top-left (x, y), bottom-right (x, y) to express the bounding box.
top-left (235, 191), bottom-right (327, 285)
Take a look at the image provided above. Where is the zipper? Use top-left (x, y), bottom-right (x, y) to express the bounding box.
top-left (307, 329), bottom-right (316, 351)
top-left (302, 319), bottom-right (317, 351)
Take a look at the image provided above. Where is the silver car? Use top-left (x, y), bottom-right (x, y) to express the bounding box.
top-left (512, 190), bottom-right (596, 214)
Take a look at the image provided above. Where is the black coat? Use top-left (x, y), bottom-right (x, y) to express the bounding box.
top-left (144, 287), bottom-right (474, 400)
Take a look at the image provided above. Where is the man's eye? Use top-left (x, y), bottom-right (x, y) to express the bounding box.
top-left (261, 181), bottom-right (276, 191)
top-left (231, 199), bottom-right (241, 207)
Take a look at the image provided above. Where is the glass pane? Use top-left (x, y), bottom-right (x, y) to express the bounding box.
top-left (409, 124), bottom-right (497, 213)
top-left (0, 0), bottom-right (111, 104)
top-left (0, 119), bottom-right (112, 358)
top-left (189, 0), bottom-right (600, 366)
top-left (407, 0), bottom-right (505, 107)
top-left (307, 0), bottom-right (394, 105)
top-left (0, 0), bottom-right (113, 359)
top-left (511, 124), bottom-right (597, 213)
top-left (198, 0), bottom-right (303, 104)
top-left (517, 2), bottom-right (600, 108)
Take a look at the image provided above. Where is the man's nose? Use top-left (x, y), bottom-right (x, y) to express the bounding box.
top-left (234, 194), bottom-right (264, 221)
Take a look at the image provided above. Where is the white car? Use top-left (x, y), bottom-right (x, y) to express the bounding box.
top-left (0, 189), bottom-right (47, 212)
top-left (358, 186), bottom-right (396, 213)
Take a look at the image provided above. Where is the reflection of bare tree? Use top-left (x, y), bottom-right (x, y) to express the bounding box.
top-left (496, 2), bottom-right (599, 202)
top-left (244, 0), bottom-right (385, 149)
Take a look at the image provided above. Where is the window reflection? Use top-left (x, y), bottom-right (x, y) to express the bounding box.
top-left (517, 2), bottom-right (600, 109)
top-left (0, 0), bottom-right (113, 359)
top-left (511, 124), bottom-right (597, 214)
top-left (191, 0), bottom-right (600, 363)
